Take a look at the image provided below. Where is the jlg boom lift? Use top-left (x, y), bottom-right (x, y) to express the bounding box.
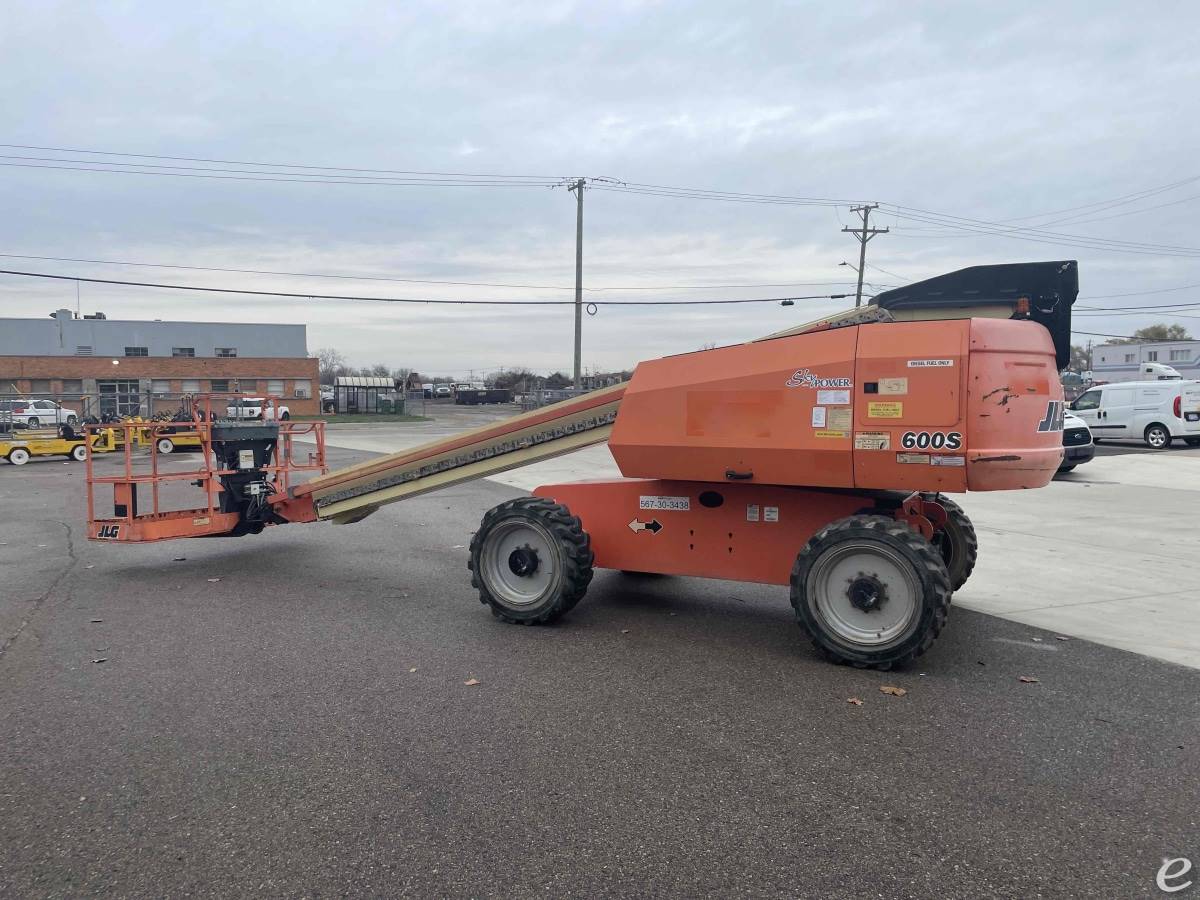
top-left (86, 261), bottom-right (1078, 668)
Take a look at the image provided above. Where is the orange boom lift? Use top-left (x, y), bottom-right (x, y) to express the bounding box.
top-left (86, 261), bottom-right (1078, 668)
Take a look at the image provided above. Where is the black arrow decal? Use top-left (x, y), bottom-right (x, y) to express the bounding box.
top-left (628, 518), bottom-right (663, 535)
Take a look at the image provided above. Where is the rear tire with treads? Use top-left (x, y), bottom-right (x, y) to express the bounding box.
top-left (923, 494), bottom-right (977, 592)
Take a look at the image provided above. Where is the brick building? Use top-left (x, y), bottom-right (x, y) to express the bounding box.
top-left (0, 309), bottom-right (319, 417)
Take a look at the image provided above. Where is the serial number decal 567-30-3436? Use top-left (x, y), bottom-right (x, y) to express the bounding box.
top-left (900, 431), bottom-right (962, 450)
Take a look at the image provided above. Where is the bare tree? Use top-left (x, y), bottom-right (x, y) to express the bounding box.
top-left (315, 347), bottom-right (347, 385)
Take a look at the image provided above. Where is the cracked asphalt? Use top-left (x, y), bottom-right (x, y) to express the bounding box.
top-left (1, 445), bottom-right (1197, 898)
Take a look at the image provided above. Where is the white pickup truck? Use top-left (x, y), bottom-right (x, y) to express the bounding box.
top-left (225, 397), bottom-right (291, 421)
top-left (0, 399), bottom-right (81, 428)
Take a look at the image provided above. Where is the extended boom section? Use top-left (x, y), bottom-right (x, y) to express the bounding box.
top-left (292, 384), bottom-right (625, 523)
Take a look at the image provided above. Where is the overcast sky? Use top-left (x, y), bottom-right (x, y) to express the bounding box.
top-left (2, 1), bottom-right (1198, 375)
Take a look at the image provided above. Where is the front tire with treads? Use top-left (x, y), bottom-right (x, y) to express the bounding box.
top-left (468, 497), bottom-right (593, 625)
top-left (791, 515), bottom-right (952, 670)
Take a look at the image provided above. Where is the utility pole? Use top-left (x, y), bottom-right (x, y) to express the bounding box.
top-left (569, 178), bottom-right (586, 390)
top-left (842, 203), bottom-right (888, 307)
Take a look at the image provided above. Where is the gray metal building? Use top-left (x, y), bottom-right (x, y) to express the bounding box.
top-left (0, 309), bottom-right (307, 358)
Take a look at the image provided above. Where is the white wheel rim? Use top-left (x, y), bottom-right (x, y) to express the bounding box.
top-left (807, 542), bottom-right (921, 647)
top-left (73, 445), bottom-right (87, 460)
top-left (157, 439), bottom-right (173, 454)
top-left (482, 519), bottom-right (560, 608)
top-left (11, 449), bottom-right (29, 465)
top-left (1148, 429), bottom-right (1167, 448)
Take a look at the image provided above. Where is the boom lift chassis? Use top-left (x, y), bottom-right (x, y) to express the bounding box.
top-left (85, 262), bottom-right (1076, 669)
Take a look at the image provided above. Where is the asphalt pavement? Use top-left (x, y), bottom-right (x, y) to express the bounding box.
top-left (1, 438), bottom-right (1197, 898)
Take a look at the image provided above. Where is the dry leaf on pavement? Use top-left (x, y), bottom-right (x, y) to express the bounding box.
top-left (847, 697), bottom-right (864, 706)
top-left (879, 685), bottom-right (908, 697)
top-left (464, 678), bottom-right (481, 686)
top-left (1019, 676), bottom-right (1040, 684)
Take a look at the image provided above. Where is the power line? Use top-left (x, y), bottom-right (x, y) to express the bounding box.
top-left (0, 268), bottom-right (851, 306)
top-left (0, 161), bottom-right (567, 188)
top-left (588, 184), bottom-right (853, 207)
top-left (0, 143), bottom-right (567, 180)
top-left (1080, 281), bottom-right (1200, 300)
top-left (0, 252), bottom-right (861, 292)
top-left (883, 204), bottom-right (1200, 256)
top-left (996, 175), bottom-right (1200, 224)
top-left (0, 153), bottom-right (568, 184)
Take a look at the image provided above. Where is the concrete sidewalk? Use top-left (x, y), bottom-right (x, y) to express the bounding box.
top-left (306, 423), bottom-right (1200, 669)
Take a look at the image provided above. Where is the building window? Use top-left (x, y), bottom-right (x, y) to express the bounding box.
top-left (1147, 350), bottom-right (1158, 361)
top-left (215, 348), bottom-right (237, 358)
top-left (266, 379), bottom-right (284, 396)
top-left (172, 347), bottom-right (195, 358)
top-left (125, 346), bottom-right (148, 357)
top-left (151, 380), bottom-right (172, 394)
top-left (293, 379), bottom-right (312, 399)
top-left (1171, 349), bottom-right (1188, 361)
top-left (98, 380), bottom-right (141, 417)
top-left (1124, 353), bottom-right (1135, 363)
top-left (209, 379), bottom-right (230, 393)
top-left (30, 379), bottom-right (52, 394)
top-left (235, 379), bottom-right (257, 393)
top-left (181, 379), bottom-right (201, 393)
top-left (61, 379), bottom-right (83, 395)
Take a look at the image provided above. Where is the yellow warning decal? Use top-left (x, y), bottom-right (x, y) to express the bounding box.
top-left (814, 430), bottom-right (850, 439)
top-left (867, 401), bottom-right (903, 418)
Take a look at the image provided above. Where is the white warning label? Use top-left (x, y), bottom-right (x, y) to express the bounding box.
top-left (639, 495), bottom-right (690, 511)
top-left (854, 432), bottom-right (891, 450)
top-left (907, 359), bottom-right (955, 368)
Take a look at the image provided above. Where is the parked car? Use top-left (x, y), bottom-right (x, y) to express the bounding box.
top-left (1069, 380), bottom-right (1200, 449)
top-left (225, 397), bottom-right (291, 421)
top-left (0, 398), bottom-right (80, 428)
top-left (433, 385), bottom-right (452, 398)
top-left (1059, 412), bottom-right (1094, 473)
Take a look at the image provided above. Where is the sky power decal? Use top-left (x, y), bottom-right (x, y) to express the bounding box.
top-left (786, 368), bottom-right (853, 389)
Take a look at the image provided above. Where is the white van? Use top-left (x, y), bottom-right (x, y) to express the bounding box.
top-left (1070, 380), bottom-right (1200, 449)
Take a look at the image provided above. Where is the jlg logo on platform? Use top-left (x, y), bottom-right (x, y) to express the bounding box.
top-left (96, 524), bottom-right (122, 540)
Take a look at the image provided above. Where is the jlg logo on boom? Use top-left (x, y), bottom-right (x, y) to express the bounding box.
top-left (96, 524), bottom-right (122, 540)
